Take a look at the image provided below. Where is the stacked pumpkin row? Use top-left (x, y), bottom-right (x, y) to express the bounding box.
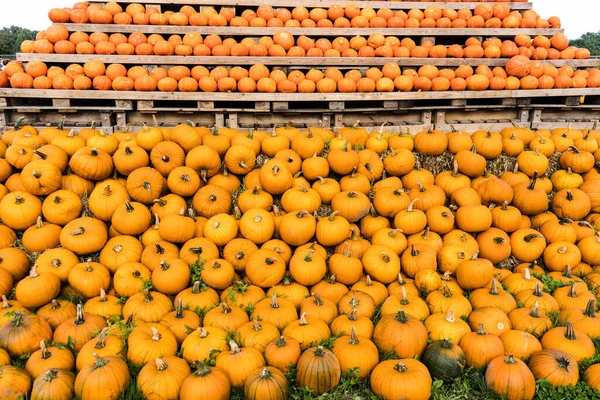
top-left (2, 119), bottom-right (600, 399)
top-left (49, 2), bottom-right (558, 30)
top-left (3, 56), bottom-right (600, 93)
top-left (23, 24), bottom-right (590, 61)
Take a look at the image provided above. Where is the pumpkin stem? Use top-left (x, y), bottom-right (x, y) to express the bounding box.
top-left (348, 326), bottom-right (360, 345)
top-left (39, 339), bottom-right (51, 359)
top-left (220, 302), bottom-right (232, 314)
top-left (229, 340), bottom-right (241, 354)
top-left (71, 226), bottom-right (85, 235)
top-left (530, 301), bottom-right (541, 318)
top-left (394, 361), bottom-right (408, 373)
top-left (11, 311), bottom-right (24, 327)
top-left (191, 281), bottom-right (201, 294)
top-left (94, 327), bottom-right (109, 349)
top-left (74, 303), bottom-right (86, 325)
top-left (445, 309), bottom-right (456, 323)
top-left (381, 252), bottom-right (391, 263)
top-left (274, 335), bottom-right (287, 348)
top-left (143, 289), bottom-right (154, 303)
top-left (533, 281), bottom-right (543, 297)
top-left (564, 322), bottom-right (577, 340)
top-left (348, 309), bottom-right (358, 321)
top-left (504, 354), bottom-right (517, 364)
top-left (312, 292), bottom-right (325, 306)
top-left (51, 299), bottom-right (61, 310)
top-left (523, 233), bottom-right (542, 243)
top-left (1, 296), bottom-right (9, 310)
top-left (314, 345), bottom-right (325, 357)
top-left (304, 249), bottom-right (315, 262)
top-left (442, 285), bottom-right (452, 298)
top-left (29, 265), bottom-right (39, 278)
top-left (394, 309), bottom-right (409, 323)
top-left (270, 295), bottom-right (280, 309)
top-left (407, 198), bottom-right (419, 212)
top-left (150, 327), bottom-right (162, 341)
top-left (568, 283), bottom-right (578, 298)
top-left (410, 244), bottom-right (419, 257)
top-left (524, 268), bottom-right (532, 280)
top-left (175, 298), bottom-right (184, 319)
top-left (99, 288), bottom-right (107, 302)
top-left (476, 323), bottom-right (487, 335)
top-left (489, 279), bottom-right (500, 295)
top-left (299, 312), bottom-right (309, 326)
top-left (92, 353), bottom-right (109, 368)
top-left (154, 358), bottom-right (168, 371)
top-left (470, 251), bottom-right (479, 260)
top-left (400, 286), bottom-right (409, 305)
top-left (584, 299), bottom-right (597, 317)
top-left (296, 210), bottom-right (310, 219)
top-left (527, 171), bottom-right (539, 191)
top-left (252, 319), bottom-right (262, 332)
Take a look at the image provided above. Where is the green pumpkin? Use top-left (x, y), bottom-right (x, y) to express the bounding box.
top-left (422, 338), bottom-right (466, 382)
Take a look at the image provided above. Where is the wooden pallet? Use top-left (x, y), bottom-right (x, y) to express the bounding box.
top-left (17, 53), bottom-right (600, 69)
top-left (62, 23), bottom-right (564, 38)
top-left (89, 1), bottom-right (534, 11)
top-left (2, 88), bottom-right (597, 103)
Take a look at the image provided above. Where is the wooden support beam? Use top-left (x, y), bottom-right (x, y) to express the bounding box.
top-left (62, 23), bottom-right (564, 37)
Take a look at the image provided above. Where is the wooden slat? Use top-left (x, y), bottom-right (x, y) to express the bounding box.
top-left (62, 23), bottom-right (563, 37)
top-left (90, 1), bottom-right (534, 10)
top-left (1, 88), bottom-right (598, 102)
top-left (16, 53), bottom-right (600, 68)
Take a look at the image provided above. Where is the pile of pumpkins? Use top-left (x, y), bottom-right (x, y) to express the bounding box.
top-left (2, 117), bottom-right (600, 399)
top-left (48, 2), bottom-right (558, 30)
top-left (4, 56), bottom-right (600, 94)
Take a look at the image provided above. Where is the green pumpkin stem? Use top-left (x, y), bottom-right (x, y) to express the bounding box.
top-left (504, 354), bottom-right (517, 364)
top-left (530, 302), bottom-right (541, 318)
top-left (193, 361), bottom-right (212, 376)
top-left (395, 309), bottom-right (408, 323)
top-left (143, 289), bottom-right (154, 303)
top-left (476, 324), bottom-right (487, 335)
top-left (175, 298), bottom-right (184, 319)
top-left (313, 345), bottom-right (325, 357)
top-left (275, 335), bottom-right (287, 348)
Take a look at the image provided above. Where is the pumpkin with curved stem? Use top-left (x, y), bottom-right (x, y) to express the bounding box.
top-left (332, 327), bottom-right (379, 378)
top-left (215, 340), bottom-right (265, 387)
top-left (0, 191), bottom-right (42, 230)
top-left (137, 356), bottom-right (191, 400)
top-left (75, 355), bottom-right (131, 400)
top-left (160, 298), bottom-right (200, 345)
top-left (181, 326), bottom-right (228, 365)
top-left (36, 299), bottom-right (77, 329)
top-left (76, 327), bottom-right (125, 370)
top-left (300, 293), bottom-right (338, 324)
top-left (0, 311), bottom-right (53, 358)
top-left (283, 312), bottom-right (331, 350)
top-left (426, 285), bottom-right (472, 318)
top-left (53, 304), bottom-right (107, 353)
top-left (25, 339), bottom-right (75, 378)
top-left (508, 302), bottom-right (553, 336)
top-left (540, 322), bottom-right (595, 362)
top-left (127, 324), bottom-right (178, 366)
top-left (485, 354), bottom-right (535, 400)
top-left (60, 217), bottom-right (108, 255)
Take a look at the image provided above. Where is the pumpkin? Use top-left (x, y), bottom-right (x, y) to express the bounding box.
top-left (0, 365), bottom-right (32, 399)
top-left (485, 354), bottom-right (535, 400)
top-left (296, 346), bottom-right (341, 395)
top-left (75, 355), bottom-right (131, 400)
top-left (31, 368), bottom-right (75, 400)
top-left (179, 361), bottom-right (234, 400)
top-left (243, 367), bottom-right (288, 400)
top-left (529, 349), bottom-right (578, 387)
top-left (370, 359), bottom-right (432, 400)
top-left (422, 339), bottom-right (466, 382)
top-left (137, 356), bottom-right (191, 400)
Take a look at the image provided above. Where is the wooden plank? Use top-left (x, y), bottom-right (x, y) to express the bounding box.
top-left (19, 54), bottom-right (599, 68)
top-left (2, 88), bottom-right (600, 103)
top-left (89, 1), bottom-right (534, 11)
top-left (62, 23), bottom-right (563, 37)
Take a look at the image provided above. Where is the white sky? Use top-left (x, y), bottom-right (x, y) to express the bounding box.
top-left (0, 0), bottom-right (596, 39)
